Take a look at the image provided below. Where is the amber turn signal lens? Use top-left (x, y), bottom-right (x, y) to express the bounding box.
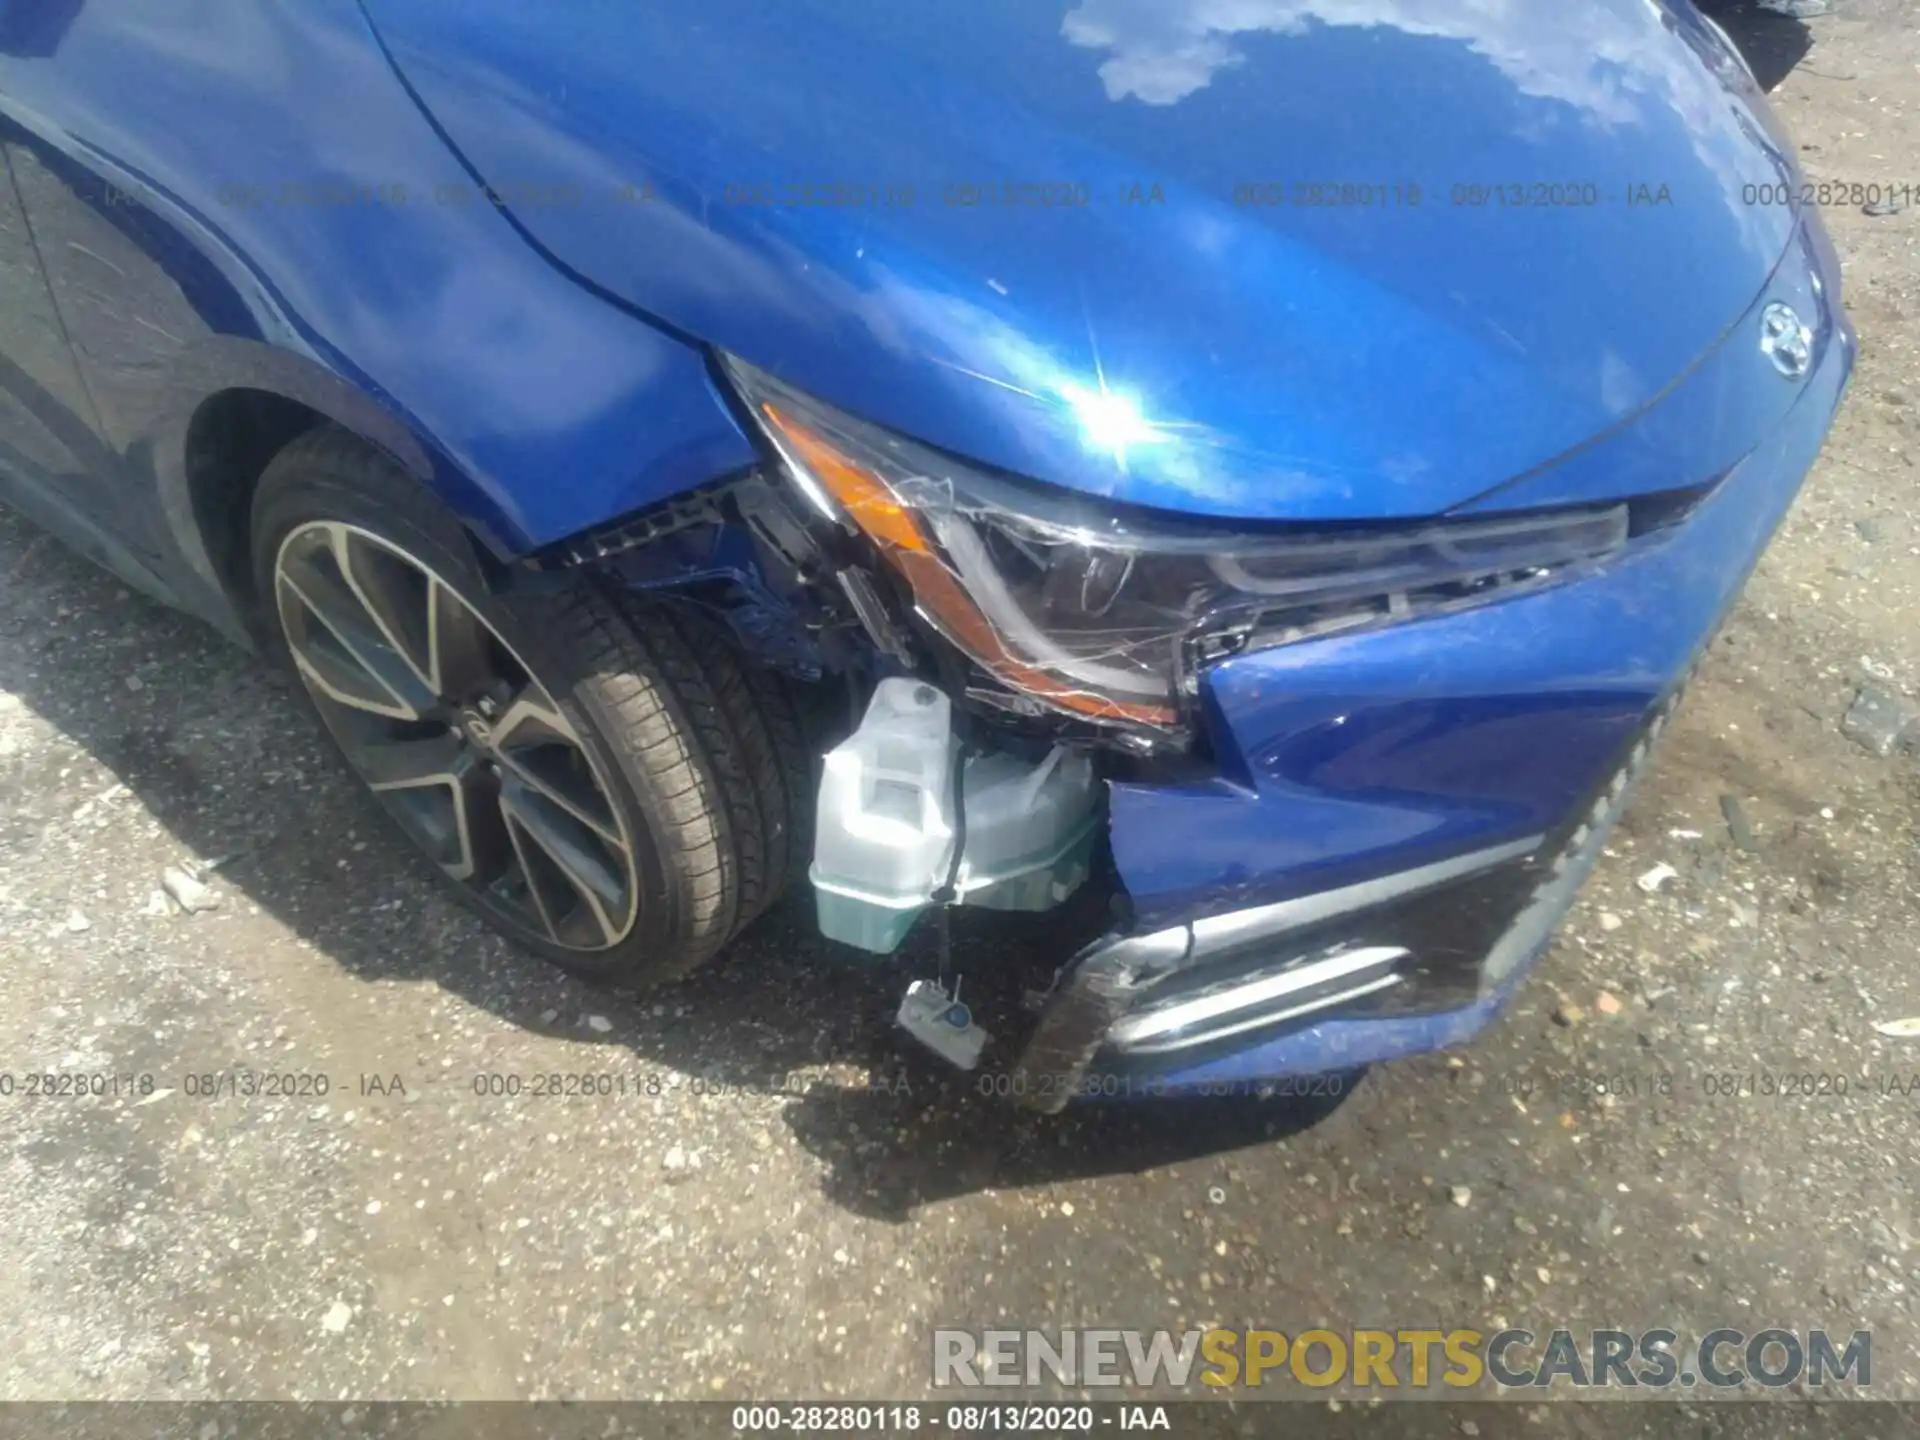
top-left (755, 402), bottom-right (1176, 727)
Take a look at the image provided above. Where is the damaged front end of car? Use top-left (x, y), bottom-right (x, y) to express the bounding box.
top-left (516, 351), bottom-right (1686, 1108)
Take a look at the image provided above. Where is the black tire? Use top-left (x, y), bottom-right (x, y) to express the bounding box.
top-left (249, 424), bottom-right (811, 985)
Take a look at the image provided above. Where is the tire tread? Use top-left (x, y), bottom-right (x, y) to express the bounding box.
top-left (251, 424), bottom-right (817, 986)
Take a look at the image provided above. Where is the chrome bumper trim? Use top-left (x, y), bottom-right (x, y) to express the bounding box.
top-left (1108, 945), bottom-right (1409, 1055)
top-left (1008, 833), bottom-right (1544, 1112)
top-left (1185, 835), bottom-right (1544, 958)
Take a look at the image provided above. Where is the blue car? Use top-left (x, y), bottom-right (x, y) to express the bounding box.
top-left (0, 1), bottom-right (1850, 1107)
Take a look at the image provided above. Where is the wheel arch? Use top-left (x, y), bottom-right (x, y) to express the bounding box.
top-left (154, 340), bottom-right (503, 647)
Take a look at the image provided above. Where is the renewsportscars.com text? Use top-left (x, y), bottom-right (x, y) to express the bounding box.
top-left (932, 1327), bottom-right (1871, 1391)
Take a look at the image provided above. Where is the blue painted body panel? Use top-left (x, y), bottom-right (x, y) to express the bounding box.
top-left (364, 0), bottom-right (1804, 521)
top-left (0, 0), bottom-right (753, 579)
top-left (0, 0), bottom-right (1854, 1095)
top-left (1137, 250), bottom-right (1854, 1091)
top-left (1114, 214), bottom-right (1849, 934)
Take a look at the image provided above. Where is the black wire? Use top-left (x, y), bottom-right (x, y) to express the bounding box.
top-left (933, 737), bottom-right (969, 902)
top-left (932, 735), bottom-right (970, 989)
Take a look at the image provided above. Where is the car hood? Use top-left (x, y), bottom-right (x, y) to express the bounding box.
top-left (364, 0), bottom-right (1804, 521)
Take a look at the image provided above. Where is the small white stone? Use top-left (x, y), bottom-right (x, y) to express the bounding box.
top-left (586, 1014), bottom-right (613, 1034)
top-left (161, 866), bottom-right (219, 913)
top-left (1598, 912), bottom-right (1623, 932)
top-left (663, 1145), bottom-right (687, 1171)
top-left (1449, 1185), bottom-right (1473, 1208)
top-left (64, 910), bottom-right (90, 933)
top-left (1635, 862), bottom-right (1678, 894)
top-left (320, 1301), bottom-right (352, 1334)
top-left (1059, 1201), bottom-right (1075, 1217)
top-left (364, 1200), bottom-right (381, 1215)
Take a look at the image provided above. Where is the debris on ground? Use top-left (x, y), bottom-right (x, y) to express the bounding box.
top-left (1636, 863), bottom-right (1679, 894)
top-left (1720, 794), bottom-right (1759, 852)
top-left (1841, 684), bottom-right (1916, 757)
top-left (160, 866), bottom-right (220, 913)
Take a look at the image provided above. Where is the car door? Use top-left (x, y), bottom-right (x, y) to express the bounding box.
top-left (0, 2), bottom-right (191, 593)
top-left (0, 131), bottom-right (116, 523)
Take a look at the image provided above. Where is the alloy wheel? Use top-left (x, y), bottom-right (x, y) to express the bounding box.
top-left (272, 521), bottom-right (640, 951)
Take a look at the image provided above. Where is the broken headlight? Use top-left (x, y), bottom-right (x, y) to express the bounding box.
top-left (723, 357), bottom-right (1630, 732)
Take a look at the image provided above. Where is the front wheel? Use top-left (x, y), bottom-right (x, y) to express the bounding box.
top-left (250, 426), bottom-right (809, 984)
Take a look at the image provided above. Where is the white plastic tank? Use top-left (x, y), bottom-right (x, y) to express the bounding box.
top-left (810, 678), bottom-right (1100, 953)
top-left (811, 679), bottom-right (959, 952)
top-left (950, 747), bottom-right (1097, 912)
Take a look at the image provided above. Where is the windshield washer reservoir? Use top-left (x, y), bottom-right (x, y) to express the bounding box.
top-left (811, 678), bottom-right (1099, 954)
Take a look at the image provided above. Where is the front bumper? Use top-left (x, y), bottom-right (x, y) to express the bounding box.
top-left (1008, 236), bottom-right (1855, 1111)
top-left (1010, 678), bottom-right (1678, 1109)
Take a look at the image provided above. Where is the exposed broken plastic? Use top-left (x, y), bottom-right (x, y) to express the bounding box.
top-left (811, 677), bottom-right (1100, 953)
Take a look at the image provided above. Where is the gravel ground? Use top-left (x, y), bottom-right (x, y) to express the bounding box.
top-left (2, 0), bottom-right (1919, 1412)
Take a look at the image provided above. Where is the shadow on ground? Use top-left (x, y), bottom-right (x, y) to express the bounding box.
top-left (0, 505), bottom-right (1346, 1219)
top-left (1698, 0), bottom-right (1817, 92)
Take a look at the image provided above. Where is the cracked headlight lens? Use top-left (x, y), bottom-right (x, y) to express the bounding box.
top-left (724, 357), bottom-right (1631, 732)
